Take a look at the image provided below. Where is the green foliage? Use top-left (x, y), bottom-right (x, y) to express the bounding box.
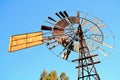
top-left (40, 70), bottom-right (69, 80)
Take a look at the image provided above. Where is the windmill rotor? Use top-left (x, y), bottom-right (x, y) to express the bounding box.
top-left (41, 10), bottom-right (115, 62)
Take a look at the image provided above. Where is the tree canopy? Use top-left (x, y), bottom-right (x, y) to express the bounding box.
top-left (40, 70), bottom-right (69, 80)
top-left (60, 72), bottom-right (69, 80)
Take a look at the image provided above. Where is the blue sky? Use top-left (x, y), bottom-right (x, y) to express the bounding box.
top-left (0, 0), bottom-right (120, 80)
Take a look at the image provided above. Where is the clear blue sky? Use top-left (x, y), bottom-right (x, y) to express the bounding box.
top-left (0, 0), bottom-right (120, 80)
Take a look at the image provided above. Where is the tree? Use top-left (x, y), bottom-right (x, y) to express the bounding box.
top-left (47, 71), bottom-right (58, 80)
top-left (40, 70), bottom-right (69, 80)
top-left (40, 70), bottom-right (48, 80)
top-left (60, 72), bottom-right (69, 80)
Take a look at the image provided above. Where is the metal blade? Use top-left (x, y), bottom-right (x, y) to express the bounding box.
top-left (89, 26), bottom-right (97, 32)
top-left (92, 18), bottom-right (99, 24)
top-left (44, 20), bottom-right (64, 29)
top-left (73, 41), bottom-right (80, 53)
top-left (83, 26), bottom-right (95, 33)
top-left (98, 48), bottom-right (108, 57)
top-left (59, 11), bottom-right (66, 18)
top-left (77, 11), bottom-right (80, 17)
top-left (63, 11), bottom-right (69, 17)
top-left (44, 20), bottom-right (55, 25)
top-left (62, 50), bottom-right (71, 60)
top-left (90, 36), bottom-right (114, 49)
top-left (48, 16), bottom-right (57, 22)
top-left (46, 41), bottom-right (56, 46)
top-left (90, 37), bottom-right (114, 49)
top-left (90, 23), bottom-right (105, 28)
top-left (49, 44), bottom-right (59, 50)
top-left (98, 23), bottom-right (105, 28)
top-left (82, 20), bottom-right (90, 26)
top-left (104, 35), bottom-right (115, 38)
top-left (58, 48), bottom-right (66, 56)
top-left (85, 13), bottom-right (89, 19)
top-left (55, 12), bottom-right (62, 19)
top-left (63, 11), bottom-right (74, 24)
top-left (84, 24), bottom-right (103, 33)
top-left (92, 55), bottom-right (100, 62)
top-left (85, 24), bottom-right (104, 32)
top-left (41, 25), bottom-right (52, 30)
top-left (103, 42), bottom-right (114, 49)
top-left (43, 36), bottom-right (55, 41)
top-left (81, 14), bottom-right (89, 24)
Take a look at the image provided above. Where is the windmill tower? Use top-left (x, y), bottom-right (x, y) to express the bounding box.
top-left (8, 10), bottom-right (115, 80)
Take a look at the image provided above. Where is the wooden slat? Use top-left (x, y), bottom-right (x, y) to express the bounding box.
top-left (8, 31), bottom-right (43, 52)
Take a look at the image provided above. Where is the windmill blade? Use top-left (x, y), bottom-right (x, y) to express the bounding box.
top-left (82, 20), bottom-right (90, 26)
top-left (59, 11), bottom-right (66, 18)
top-left (55, 12), bottom-right (62, 19)
top-left (84, 13), bottom-right (89, 19)
top-left (9, 31), bottom-right (43, 52)
top-left (92, 54), bottom-right (100, 62)
top-left (98, 23), bottom-right (105, 28)
top-left (65, 39), bottom-right (74, 50)
top-left (83, 26), bottom-right (95, 33)
top-left (44, 20), bottom-right (55, 25)
top-left (89, 26), bottom-right (96, 30)
top-left (90, 37), bottom-right (114, 49)
top-left (49, 44), bottom-right (59, 50)
top-left (63, 11), bottom-right (74, 24)
top-left (44, 33), bottom-right (69, 42)
top-left (92, 18), bottom-right (99, 24)
top-left (89, 26), bottom-right (98, 32)
top-left (62, 50), bottom-right (71, 60)
top-left (77, 11), bottom-right (80, 17)
top-left (41, 25), bottom-right (63, 31)
top-left (43, 36), bottom-right (56, 41)
top-left (46, 41), bottom-right (57, 46)
top-left (58, 47), bottom-right (66, 56)
top-left (90, 23), bottom-right (105, 29)
top-left (44, 20), bottom-right (64, 29)
top-left (48, 16), bottom-right (57, 22)
top-left (41, 25), bottom-right (52, 30)
top-left (63, 11), bottom-right (69, 17)
top-left (91, 23), bottom-right (105, 29)
top-left (104, 35), bottom-right (115, 38)
top-left (73, 41), bottom-right (80, 53)
top-left (98, 48), bottom-right (108, 57)
top-left (81, 13), bottom-right (89, 24)
top-left (84, 25), bottom-right (99, 33)
top-left (103, 42), bottom-right (114, 49)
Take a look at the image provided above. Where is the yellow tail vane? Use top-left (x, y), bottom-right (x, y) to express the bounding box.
top-left (9, 31), bottom-right (43, 52)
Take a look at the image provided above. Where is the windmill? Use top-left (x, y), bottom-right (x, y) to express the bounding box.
top-left (8, 10), bottom-right (115, 80)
